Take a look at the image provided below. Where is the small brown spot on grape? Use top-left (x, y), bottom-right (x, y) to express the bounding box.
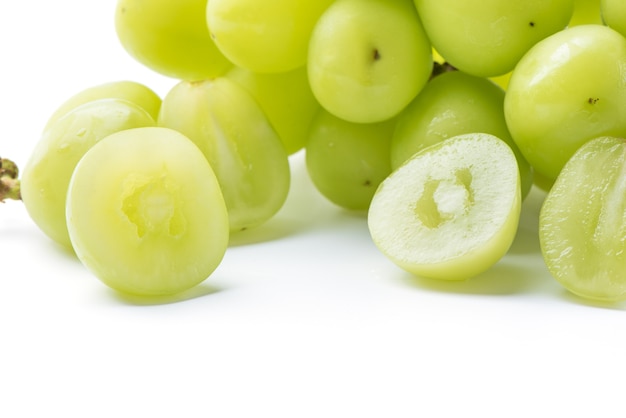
top-left (588, 97), bottom-right (600, 105)
top-left (529, 21), bottom-right (535, 27)
top-left (364, 179), bottom-right (372, 187)
top-left (373, 49), bottom-right (381, 61)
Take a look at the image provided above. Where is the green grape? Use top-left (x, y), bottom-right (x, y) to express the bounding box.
top-left (305, 109), bottom-right (395, 211)
top-left (307, 0), bottom-right (433, 124)
top-left (66, 127), bottom-right (229, 296)
top-left (21, 99), bottom-right (156, 249)
top-left (539, 136), bottom-right (626, 302)
top-left (570, 0), bottom-right (603, 26)
top-left (601, 0), bottom-right (626, 37)
top-left (158, 78), bottom-right (290, 233)
top-left (45, 80), bottom-right (162, 129)
top-left (115, 0), bottom-right (232, 81)
top-left (504, 24), bottom-right (626, 183)
top-left (414, 0), bottom-right (575, 77)
top-left (368, 133), bottom-right (521, 281)
top-left (206, 0), bottom-right (335, 74)
top-left (391, 70), bottom-right (533, 199)
top-left (226, 66), bottom-right (320, 155)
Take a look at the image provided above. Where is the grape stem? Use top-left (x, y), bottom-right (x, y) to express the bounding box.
top-left (0, 157), bottom-right (21, 202)
top-left (430, 61), bottom-right (457, 80)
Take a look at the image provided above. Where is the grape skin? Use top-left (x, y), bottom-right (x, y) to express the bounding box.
top-left (158, 78), bottom-right (291, 233)
top-left (21, 99), bottom-right (156, 249)
top-left (305, 109), bottom-right (395, 211)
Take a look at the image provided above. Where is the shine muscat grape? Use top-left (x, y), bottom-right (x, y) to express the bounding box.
top-left (307, 0), bottom-right (433, 124)
top-left (207, 0), bottom-right (335, 74)
top-left (414, 0), bottom-right (575, 77)
top-left (157, 77), bottom-right (291, 233)
top-left (8, 0), bottom-right (626, 301)
top-left (66, 127), bottom-right (229, 296)
top-left (305, 109), bottom-right (395, 211)
top-left (390, 70), bottom-right (534, 199)
top-left (21, 98), bottom-right (156, 249)
top-left (368, 133), bottom-right (521, 280)
top-left (504, 24), bottom-right (626, 183)
top-left (115, 0), bottom-right (232, 81)
top-left (539, 136), bottom-right (626, 302)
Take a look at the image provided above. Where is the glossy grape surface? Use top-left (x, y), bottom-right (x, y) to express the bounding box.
top-left (391, 70), bottom-right (533, 198)
top-left (115, 0), bottom-right (232, 80)
top-left (414, 0), bottom-right (574, 77)
top-left (308, 0), bottom-right (432, 123)
top-left (21, 99), bottom-right (156, 248)
top-left (158, 78), bottom-right (290, 233)
top-left (505, 24), bottom-right (626, 182)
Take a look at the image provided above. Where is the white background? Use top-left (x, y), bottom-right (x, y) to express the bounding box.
top-left (1, 1), bottom-right (625, 417)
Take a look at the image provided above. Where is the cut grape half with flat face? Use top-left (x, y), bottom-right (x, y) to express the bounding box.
top-left (539, 136), bottom-right (626, 302)
top-left (368, 133), bottom-right (521, 280)
top-left (66, 127), bottom-right (229, 297)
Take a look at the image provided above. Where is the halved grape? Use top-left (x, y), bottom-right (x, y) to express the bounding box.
top-left (44, 80), bottom-right (162, 129)
top-left (21, 99), bottom-right (156, 248)
top-left (539, 136), bottom-right (626, 302)
top-left (66, 127), bottom-right (229, 296)
top-left (158, 78), bottom-right (290, 233)
top-left (391, 70), bottom-right (533, 198)
top-left (368, 133), bottom-right (521, 280)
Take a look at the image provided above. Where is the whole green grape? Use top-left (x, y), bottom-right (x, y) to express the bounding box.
top-left (368, 133), bottom-right (521, 281)
top-left (601, 0), bottom-right (626, 37)
top-left (391, 70), bottom-right (533, 198)
top-left (226, 66), bottom-right (320, 155)
top-left (158, 78), bottom-right (290, 233)
top-left (504, 24), bottom-right (626, 182)
top-left (207, 0), bottom-right (335, 73)
top-left (115, 0), bottom-right (232, 81)
top-left (539, 136), bottom-right (626, 302)
top-left (307, 0), bottom-right (433, 124)
top-left (66, 127), bottom-right (229, 296)
top-left (414, 0), bottom-right (575, 77)
top-left (21, 99), bottom-right (156, 249)
top-left (305, 109), bottom-right (395, 211)
top-left (45, 80), bottom-right (161, 129)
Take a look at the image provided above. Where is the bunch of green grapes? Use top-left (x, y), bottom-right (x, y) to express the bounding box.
top-left (6, 0), bottom-right (626, 302)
